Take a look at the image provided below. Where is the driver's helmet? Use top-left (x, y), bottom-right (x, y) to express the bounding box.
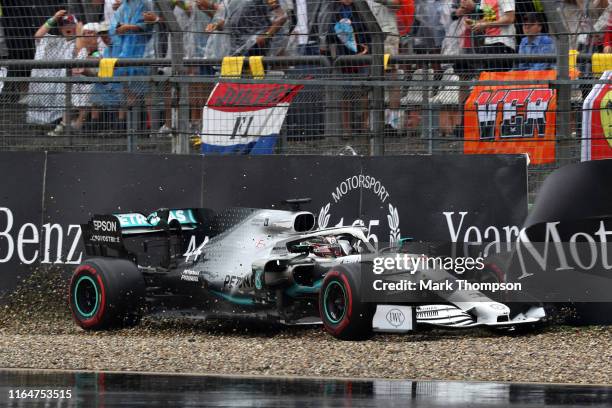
top-left (310, 236), bottom-right (343, 258)
top-left (337, 239), bottom-right (353, 256)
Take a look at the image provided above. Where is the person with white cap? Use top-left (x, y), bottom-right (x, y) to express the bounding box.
top-left (70, 22), bottom-right (105, 131)
top-left (26, 10), bottom-right (79, 133)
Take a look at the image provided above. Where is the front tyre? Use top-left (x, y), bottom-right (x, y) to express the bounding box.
top-left (69, 258), bottom-right (146, 330)
top-left (319, 264), bottom-right (373, 340)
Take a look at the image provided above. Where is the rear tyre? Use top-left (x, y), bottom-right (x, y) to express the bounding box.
top-left (69, 258), bottom-right (146, 330)
top-left (319, 264), bottom-right (374, 340)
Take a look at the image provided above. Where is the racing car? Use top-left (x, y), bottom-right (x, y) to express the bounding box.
top-left (69, 203), bottom-right (545, 340)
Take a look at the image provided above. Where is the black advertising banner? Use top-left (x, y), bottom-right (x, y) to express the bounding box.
top-left (360, 155), bottom-right (528, 243)
top-left (42, 153), bottom-right (204, 266)
top-left (1, 152), bottom-right (527, 295)
top-left (0, 152), bottom-right (46, 298)
top-left (203, 155), bottom-right (528, 246)
top-left (45, 152), bottom-right (204, 219)
top-left (202, 155), bottom-right (364, 228)
top-left (3, 152), bottom-right (611, 324)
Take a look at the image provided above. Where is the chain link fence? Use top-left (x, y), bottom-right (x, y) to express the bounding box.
top-left (0, 0), bottom-right (609, 201)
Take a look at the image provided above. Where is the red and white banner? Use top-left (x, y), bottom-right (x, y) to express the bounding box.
top-left (201, 82), bottom-right (303, 154)
top-left (581, 71), bottom-right (612, 161)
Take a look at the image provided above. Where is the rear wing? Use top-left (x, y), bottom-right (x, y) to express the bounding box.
top-left (81, 214), bottom-right (127, 258)
top-left (114, 209), bottom-right (199, 234)
top-left (81, 209), bottom-right (204, 258)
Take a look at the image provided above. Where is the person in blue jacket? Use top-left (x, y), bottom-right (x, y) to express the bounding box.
top-left (517, 13), bottom-right (556, 71)
top-left (109, 0), bottom-right (154, 110)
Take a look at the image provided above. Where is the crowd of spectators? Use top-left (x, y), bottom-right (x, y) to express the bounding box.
top-left (0, 0), bottom-right (609, 136)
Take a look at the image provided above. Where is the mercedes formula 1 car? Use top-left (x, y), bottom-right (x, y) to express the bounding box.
top-left (69, 203), bottom-right (545, 340)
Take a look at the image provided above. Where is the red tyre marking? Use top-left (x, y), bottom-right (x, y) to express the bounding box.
top-left (69, 264), bottom-right (107, 328)
top-left (320, 270), bottom-right (353, 336)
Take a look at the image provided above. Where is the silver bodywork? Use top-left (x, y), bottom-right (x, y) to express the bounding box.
top-left (171, 208), bottom-right (545, 332)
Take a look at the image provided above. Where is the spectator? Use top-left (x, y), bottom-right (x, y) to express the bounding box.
top-left (561, 0), bottom-right (609, 51)
top-left (140, 6), bottom-right (167, 61)
top-left (93, 22), bottom-right (113, 64)
top-left (396, 0), bottom-right (415, 53)
top-left (131, 7), bottom-right (172, 136)
top-left (270, 0), bottom-right (293, 56)
top-left (461, 0), bottom-right (516, 70)
top-left (146, 0), bottom-right (212, 63)
top-left (444, 0), bottom-right (476, 57)
top-left (197, 0), bottom-right (220, 16)
top-left (88, 22), bottom-right (123, 129)
top-left (604, 19), bottom-right (611, 53)
top-left (367, 0), bottom-right (401, 52)
top-left (366, 0), bottom-right (403, 133)
top-left (0, 4), bottom-right (8, 95)
top-left (321, 0), bottom-right (370, 137)
top-left (135, 8), bottom-right (176, 136)
top-left (109, 0), bottom-right (154, 124)
top-left (3, 1), bottom-right (62, 81)
top-left (225, 0), bottom-right (288, 56)
top-left (321, 0), bottom-right (370, 56)
top-left (413, 0), bottom-right (447, 54)
top-left (517, 13), bottom-right (555, 70)
top-left (287, 0), bottom-right (309, 54)
top-left (202, 0), bottom-right (236, 62)
top-left (287, 0), bottom-right (341, 56)
top-left (176, 1), bottom-right (213, 131)
top-left (105, 0), bottom-right (123, 23)
top-left (284, 0), bottom-right (339, 61)
top-left (0, 4), bottom-right (8, 59)
top-left (70, 23), bottom-right (103, 131)
top-left (156, 1), bottom-right (213, 134)
top-left (110, 0), bottom-right (154, 71)
top-left (594, 2), bottom-right (611, 50)
top-left (26, 10), bottom-right (78, 132)
top-left (70, 0), bottom-right (105, 23)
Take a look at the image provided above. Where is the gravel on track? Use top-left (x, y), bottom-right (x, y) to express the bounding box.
top-left (0, 269), bottom-right (610, 384)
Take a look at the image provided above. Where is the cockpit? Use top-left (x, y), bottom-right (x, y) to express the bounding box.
top-left (287, 233), bottom-right (374, 258)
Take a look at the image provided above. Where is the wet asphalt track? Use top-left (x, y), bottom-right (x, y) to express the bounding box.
top-left (0, 369), bottom-right (611, 407)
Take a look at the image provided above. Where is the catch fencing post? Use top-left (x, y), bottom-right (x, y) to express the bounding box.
top-left (65, 67), bottom-right (73, 145)
top-left (354, 0), bottom-right (385, 156)
top-left (127, 106), bottom-right (140, 152)
top-left (542, 0), bottom-right (573, 167)
top-left (156, 0), bottom-right (190, 155)
top-left (325, 67), bottom-right (342, 147)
